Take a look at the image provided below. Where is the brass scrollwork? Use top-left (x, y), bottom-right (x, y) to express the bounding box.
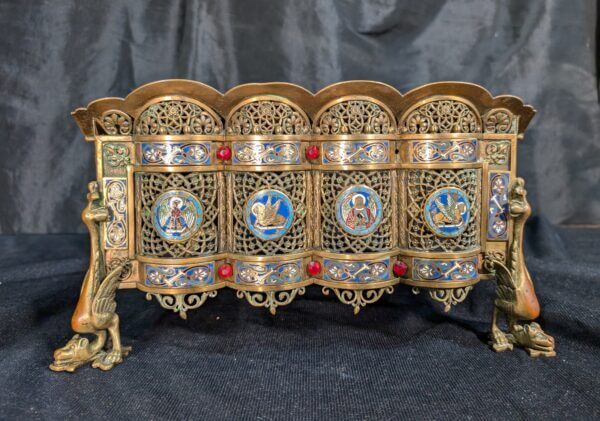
top-left (146, 291), bottom-right (218, 320)
top-left (100, 110), bottom-right (132, 135)
top-left (413, 286), bottom-right (473, 312)
top-left (315, 100), bottom-right (393, 135)
top-left (227, 100), bottom-right (310, 135)
top-left (136, 100), bottom-right (222, 135)
top-left (107, 257), bottom-right (133, 280)
top-left (401, 100), bottom-right (481, 134)
top-left (103, 143), bottom-right (131, 171)
top-left (484, 141), bottom-right (510, 166)
top-left (484, 109), bottom-right (515, 134)
top-left (322, 286), bottom-right (394, 315)
top-left (236, 288), bottom-right (306, 315)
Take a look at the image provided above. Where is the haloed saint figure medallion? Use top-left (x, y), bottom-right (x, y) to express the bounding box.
top-left (423, 187), bottom-right (470, 238)
top-left (336, 185), bottom-right (383, 236)
top-left (152, 190), bottom-right (203, 242)
top-left (245, 189), bottom-right (294, 241)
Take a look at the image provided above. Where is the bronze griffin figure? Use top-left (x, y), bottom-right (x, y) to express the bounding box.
top-left (50, 182), bottom-right (131, 372)
top-left (485, 178), bottom-right (556, 357)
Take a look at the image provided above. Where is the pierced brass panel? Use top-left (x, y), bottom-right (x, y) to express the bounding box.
top-left (400, 99), bottom-right (481, 134)
top-left (231, 171), bottom-right (308, 255)
top-left (402, 168), bottom-right (481, 252)
top-left (314, 99), bottom-right (394, 135)
top-left (136, 172), bottom-right (220, 258)
top-left (319, 170), bottom-right (393, 253)
top-left (226, 100), bottom-right (310, 135)
top-left (135, 100), bottom-right (223, 135)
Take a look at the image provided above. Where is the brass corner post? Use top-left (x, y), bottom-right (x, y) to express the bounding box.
top-left (485, 178), bottom-right (555, 357)
top-left (50, 181), bottom-right (131, 372)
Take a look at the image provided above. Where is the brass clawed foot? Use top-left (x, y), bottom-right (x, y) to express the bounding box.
top-left (91, 346), bottom-right (132, 371)
top-left (489, 329), bottom-right (514, 352)
top-left (509, 322), bottom-right (556, 358)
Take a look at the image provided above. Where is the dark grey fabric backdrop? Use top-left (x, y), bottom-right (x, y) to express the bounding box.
top-left (0, 0), bottom-right (598, 234)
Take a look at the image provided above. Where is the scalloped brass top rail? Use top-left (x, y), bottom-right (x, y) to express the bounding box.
top-left (72, 80), bottom-right (536, 140)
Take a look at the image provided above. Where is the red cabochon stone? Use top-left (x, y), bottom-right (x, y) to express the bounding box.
top-left (216, 146), bottom-right (232, 161)
top-left (217, 263), bottom-right (233, 279)
top-left (305, 145), bottom-right (320, 161)
top-left (306, 261), bottom-right (321, 276)
top-left (393, 261), bottom-right (408, 277)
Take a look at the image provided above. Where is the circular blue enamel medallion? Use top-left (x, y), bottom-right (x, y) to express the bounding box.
top-left (244, 189), bottom-right (294, 241)
top-left (152, 190), bottom-right (203, 242)
top-left (423, 187), bottom-right (470, 238)
top-left (335, 185), bottom-right (383, 236)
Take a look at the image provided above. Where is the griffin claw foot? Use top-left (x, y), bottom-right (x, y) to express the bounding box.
top-left (490, 330), bottom-right (513, 352)
top-left (91, 347), bottom-right (131, 371)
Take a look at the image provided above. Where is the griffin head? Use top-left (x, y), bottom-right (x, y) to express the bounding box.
top-left (86, 181), bottom-right (100, 201)
top-left (49, 334), bottom-right (95, 372)
top-left (511, 322), bottom-right (556, 355)
top-left (511, 178), bottom-right (527, 201)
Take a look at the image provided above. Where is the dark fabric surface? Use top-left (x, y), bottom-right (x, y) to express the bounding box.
top-left (0, 223), bottom-right (599, 420)
top-left (0, 0), bottom-right (599, 234)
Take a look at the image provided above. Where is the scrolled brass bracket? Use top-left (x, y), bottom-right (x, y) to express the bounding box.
top-left (146, 291), bottom-right (218, 320)
top-left (322, 286), bottom-right (394, 315)
top-left (412, 286), bottom-right (473, 312)
top-left (235, 288), bottom-right (306, 315)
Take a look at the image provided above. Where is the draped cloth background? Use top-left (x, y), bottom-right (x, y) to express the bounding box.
top-left (0, 0), bottom-right (598, 233)
top-left (0, 1), bottom-right (600, 419)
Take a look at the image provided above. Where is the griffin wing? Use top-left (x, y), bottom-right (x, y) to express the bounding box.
top-left (91, 265), bottom-right (123, 327)
top-left (491, 259), bottom-right (517, 291)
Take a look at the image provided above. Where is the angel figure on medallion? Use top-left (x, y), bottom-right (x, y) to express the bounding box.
top-left (165, 197), bottom-right (189, 233)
